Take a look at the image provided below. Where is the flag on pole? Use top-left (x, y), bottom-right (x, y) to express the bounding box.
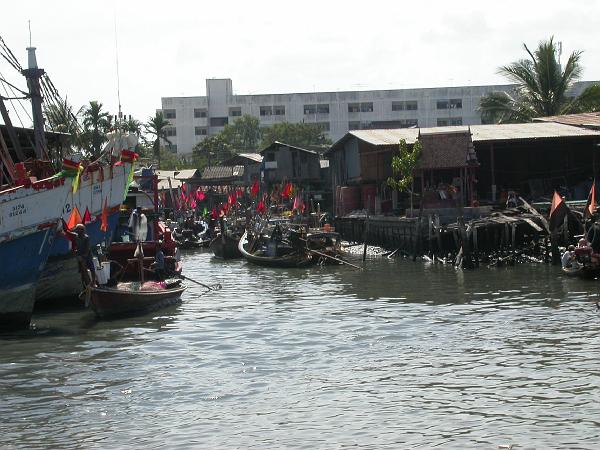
top-left (100, 198), bottom-right (109, 232)
top-left (549, 191), bottom-right (568, 231)
top-left (82, 207), bottom-right (92, 224)
top-left (257, 200), bottom-right (266, 213)
top-left (251, 180), bottom-right (259, 197)
top-left (66, 207), bottom-right (82, 230)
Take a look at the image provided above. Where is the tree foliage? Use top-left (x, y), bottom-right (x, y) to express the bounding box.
top-left (221, 114), bottom-right (261, 151)
top-left (260, 122), bottom-right (332, 148)
top-left (192, 133), bottom-right (234, 166)
top-left (81, 100), bottom-right (111, 159)
top-left (480, 37), bottom-right (600, 123)
top-left (387, 139), bottom-right (422, 192)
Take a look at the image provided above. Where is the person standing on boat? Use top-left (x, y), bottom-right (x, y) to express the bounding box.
top-left (151, 241), bottom-right (166, 281)
top-left (128, 206), bottom-right (148, 241)
top-left (69, 224), bottom-right (96, 286)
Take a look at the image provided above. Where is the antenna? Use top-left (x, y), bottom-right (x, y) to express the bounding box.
top-left (113, 10), bottom-right (122, 128)
top-left (28, 20), bottom-right (32, 47)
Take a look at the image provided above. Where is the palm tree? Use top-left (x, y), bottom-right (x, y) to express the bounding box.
top-left (123, 117), bottom-right (142, 136)
top-left (145, 111), bottom-right (171, 168)
top-left (480, 37), bottom-right (600, 123)
top-left (82, 100), bottom-right (111, 159)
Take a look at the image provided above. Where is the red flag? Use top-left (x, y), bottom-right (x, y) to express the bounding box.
top-left (100, 198), bottom-right (109, 232)
top-left (293, 196), bottom-right (299, 210)
top-left (251, 180), bottom-right (259, 197)
top-left (228, 194), bottom-right (234, 205)
top-left (257, 200), bottom-right (266, 213)
top-left (585, 181), bottom-right (596, 219)
top-left (549, 191), bottom-right (568, 231)
top-left (196, 190), bottom-right (205, 201)
top-left (301, 200), bottom-right (306, 214)
top-left (181, 183), bottom-right (187, 192)
top-left (211, 207), bottom-right (218, 219)
top-left (66, 207), bottom-right (82, 230)
top-left (282, 182), bottom-right (293, 199)
top-left (190, 199), bottom-right (197, 209)
top-left (82, 207), bottom-right (92, 224)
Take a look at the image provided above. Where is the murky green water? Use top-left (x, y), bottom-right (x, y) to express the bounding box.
top-left (1, 251), bottom-right (599, 448)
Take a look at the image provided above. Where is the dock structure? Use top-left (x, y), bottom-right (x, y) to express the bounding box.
top-left (336, 209), bottom-right (556, 267)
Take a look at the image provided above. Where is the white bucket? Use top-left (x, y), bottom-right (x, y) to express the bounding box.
top-left (101, 261), bottom-right (111, 283)
top-left (94, 258), bottom-right (108, 285)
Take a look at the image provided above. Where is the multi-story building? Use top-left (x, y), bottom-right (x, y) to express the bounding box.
top-left (159, 78), bottom-right (595, 155)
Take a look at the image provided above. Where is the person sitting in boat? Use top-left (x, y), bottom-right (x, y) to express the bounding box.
top-left (151, 241), bottom-right (166, 281)
top-left (68, 223), bottom-right (96, 287)
top-left (561, 245), bottom-right (576, 269)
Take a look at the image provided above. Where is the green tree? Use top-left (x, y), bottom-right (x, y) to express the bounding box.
top-left (145, 111), bottom-right (172, 168)
top-left (260, 122), bottom-right (332, 148)
top-left (221, 114), bottom-right (261, 151)
top-left (81, 100), bottom-right (111, 159)
top-left (387, 139), bottom-right (422, 213)
top-left (480, 37), bottom-right (600, 123)
top-left (192, 133), bottom-right (234, 166)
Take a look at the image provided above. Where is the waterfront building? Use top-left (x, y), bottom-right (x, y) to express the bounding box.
top-left (159, 79), bottom-right (596, 155)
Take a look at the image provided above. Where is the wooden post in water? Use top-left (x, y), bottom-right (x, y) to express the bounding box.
top-left (362, 197), bottom-right (370, 262)
top-left (550, 231), bottom-right (561, 265)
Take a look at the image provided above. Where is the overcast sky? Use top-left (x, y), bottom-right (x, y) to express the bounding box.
top-left (2, 0), bottom-right (599, 125)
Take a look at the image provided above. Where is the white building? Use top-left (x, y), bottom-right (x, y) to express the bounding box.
top-left (160, 79), bottom-right (595, 155)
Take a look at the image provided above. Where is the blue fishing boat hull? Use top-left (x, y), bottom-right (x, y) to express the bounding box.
top-left (35, 211), bottom-right (121, 303)
top-left (0, 227), bottom-right (56, 331)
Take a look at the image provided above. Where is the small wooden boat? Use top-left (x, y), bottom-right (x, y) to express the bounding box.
top-left (210, 233), bottom-right (242, 259)
top-left (238, 231), bottom-right (315, 268)
top-left (89, 279), bottom-right (186, 319)
top-left (562, 264), bottom-right (600, 279)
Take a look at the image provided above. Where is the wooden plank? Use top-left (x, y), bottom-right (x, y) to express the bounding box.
top-left (522, 218), bottom-right (543, 232)
top-left (519, 196), bottom-right (550, 234)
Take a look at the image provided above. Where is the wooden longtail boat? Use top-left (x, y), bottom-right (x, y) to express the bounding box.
top-left (210, 233), bottom-right (242, 259)
top-left (238, 231), bottom-right (315, 268)
top-left (89, 280), bottom-right (186, 319)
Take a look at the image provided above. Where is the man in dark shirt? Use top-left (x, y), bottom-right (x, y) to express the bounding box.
top-left (151, 241), bottom-right (166, 281)
top-left (70, 224), bottom-right (96, 286)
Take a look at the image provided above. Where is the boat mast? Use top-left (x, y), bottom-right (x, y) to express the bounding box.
top-left (22, 46), bottom-right (48, 160)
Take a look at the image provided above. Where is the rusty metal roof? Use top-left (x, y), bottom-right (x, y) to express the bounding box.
top-left (260, 141), bottom-right (319, 155)
top-left (534, 112), bottom-right (600, 128)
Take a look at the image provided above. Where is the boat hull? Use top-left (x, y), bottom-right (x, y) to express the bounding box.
top-left (35, 164), bottom-right (131, 304)
top-left (0, 177), bottom-right (69, 331)
top-left (238, 231), bottom-right (315, 268)
top-left (90, 285), bottom-right (186, 319)
top-left (210, 235), bottom-right (242, 259)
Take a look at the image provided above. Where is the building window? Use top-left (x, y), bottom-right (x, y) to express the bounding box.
top-left (229, 107), bottom-right (242, 117)
top-left (450, 117), bottom-right (463, 125)
top-left (360, 102), bottom-right (373, 113)
top-left (195, 126), bottom-right (208, 136)
top-left (392, 101), bottom-right (405, 111)
top-left (317, 104), bottom-right (329, 114)
top-left (316, 122), bottom-right (330, 131)
top-left (168, 144), bottom-right (177, 153)
top-left (436, 100), bottom-right (449, 110)
top-left (348, 103), bottom-right (360, 113)
top-left (304, 104), bottom-right (316, 114)
top-left (401, 119), bottom-right (418, 128)
top-left (273, 105), bottom-right (285, 116)
top-left (165, 127), bottom-right (177, 137)
top-left (450, 98), bottom-right (463, 109)
top-left (406, 101), bottom-right (418, 110)
top-left (164, 109), bottom-right (176, 119)
top-left (210, 117), bottom-right (228, 127)
top-left (260, 106), bottom-right (272, 116)
top-left (437, 118), bottom-right (449, 126)
top-left (348, 121), bottom-right (361, 130)
top-left (194, 108), bottom-right (207, 118)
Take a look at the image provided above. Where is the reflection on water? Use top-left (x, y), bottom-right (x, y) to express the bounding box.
top-left (1, 250), bottom-right (600, 448)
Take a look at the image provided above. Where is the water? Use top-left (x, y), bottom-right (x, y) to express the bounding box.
top-left (2, 251), bottom-right (600, 449)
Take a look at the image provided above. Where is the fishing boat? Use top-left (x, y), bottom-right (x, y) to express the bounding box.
top-left (89, 279), bottom-right (186, 319)
top-left (238, 230), bottom-right (315, 268)
top-left (34, 144), bottom-right (135, 304)
top-left (0, 172), bottom-right (71, 330)
top-left (210, 232), bottom-right (242, 259)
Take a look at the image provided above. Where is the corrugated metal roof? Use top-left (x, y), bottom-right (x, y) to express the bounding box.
top-left (534, 112), bottom-right (600, 128)
top-left (222, 153), bottom-right (263, 165)
top-left (201, 165), bottom-right (245, 180)
top-left (260, 141), bottom-right (319, 155)
top-left (174, 169), bottom-right (200, 180)
top-left (238, 153), bottom-right (263, 163)
top-left (328, 122), bottom-right (600, 152)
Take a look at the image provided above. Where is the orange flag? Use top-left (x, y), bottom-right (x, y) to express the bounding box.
top-left (66, 207), bottom-right (82, 230)
top-left (585, 180), bottom-right (596, 219)
top-left (100, 198), bottom-right (109, 232)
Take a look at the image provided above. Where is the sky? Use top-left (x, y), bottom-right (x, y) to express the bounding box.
top-left (2, 0), bottom-right (600, 126)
